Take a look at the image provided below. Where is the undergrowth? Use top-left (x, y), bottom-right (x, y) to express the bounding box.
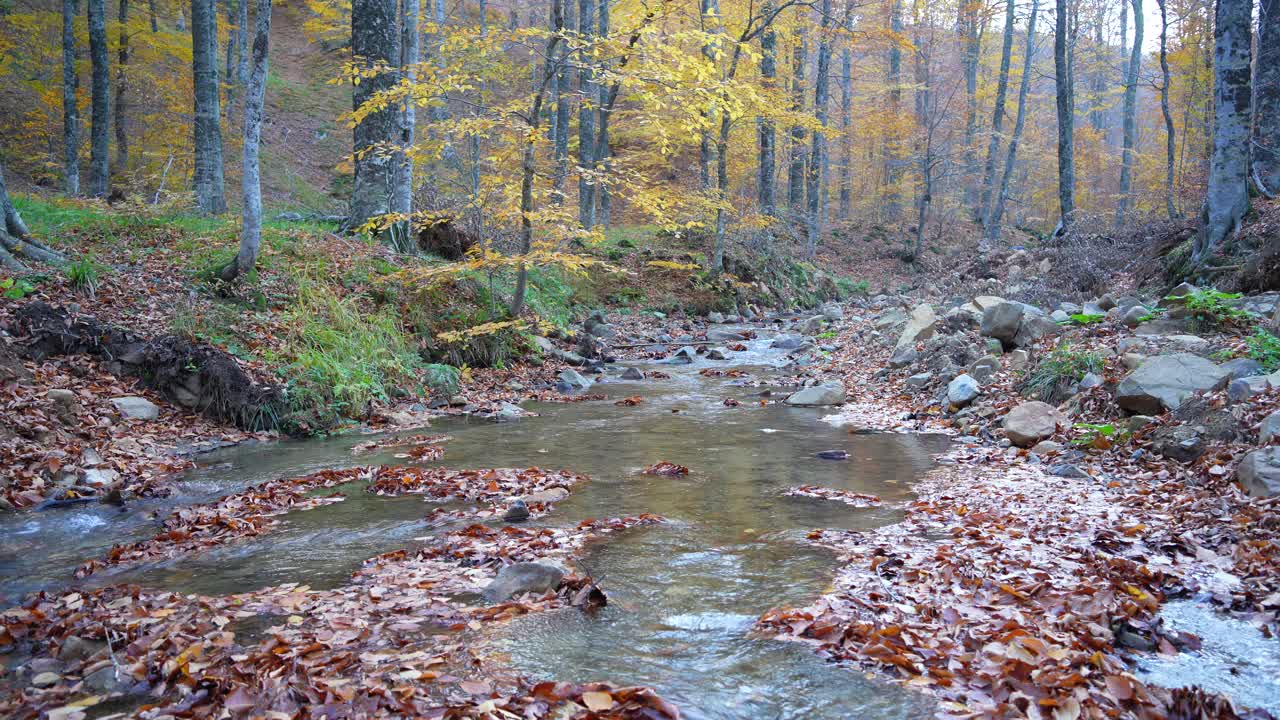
top-left (1021, 343), bottom-right (1106, 404)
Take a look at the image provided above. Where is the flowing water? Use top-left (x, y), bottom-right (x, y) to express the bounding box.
top-left (1, 330), bottom-right (953, 718)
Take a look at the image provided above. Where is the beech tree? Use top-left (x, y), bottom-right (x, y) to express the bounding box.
top-left (193, 0), bottom-right (227, 213)
top-left (1052, 0), bottom-right (1074, 234)
top-left (87, 0), bottom-right (110, 197)
top-left (978, 0), bottom-right (1015, 228)
top-left (62, 0), bottom-right (80, 196)
top-left (1194, 0), bottom-right (1252, 266)
top-left (349, 0), bottom-right (398, 230)
top-left (1114, 0), bottom-right (1142, 227)
top-left (222, 0), bottom-right (273, 281)
top-left (1254, 0), bottom-right (1279, 196)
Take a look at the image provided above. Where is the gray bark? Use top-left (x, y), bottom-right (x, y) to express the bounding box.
top-left (223, 0), bottom-right (272, 281)
top-left (392, 0), bottom-right (419, 226)
top-left (0, 159), bottom-right (67, 270)
top-left (115, 0), bottom-right (129, 169)
top-left (63, 0), bottom-right (81, 196)
top-left (787, 23), bottom-right (806, 209)
top-left (805, 0), bottom-right (831, 258)
top-left (961, 0), bottom-right (980, 207)
top-left (149, 0), bottom-right (157, 31)
top-left (883, 0), bottom-right (902, 219)
top-left (1052, 0), bottom-right (1075, 233)
top-left (511, 0), bottom-right (564, 317)
top-left (838, 8), bottom-right (852, 219)
top-left (1194, 0), bottom-right (1252, 265)
top-left (1114, 0), bottom-right (1142, 227)
top-left (577, 0), bottom-right (597, 227)
top-left (986, 0), bottom-right (1037, 242)
top-left (88, 0), bottom-right (110, 197)
top-left (551, 0), bottom-right (572, 204)
top-left (596, 0), bottom-right (611, 225)
top-left (237, 0), bottom-right (248, 85)
top-left (1253, 0), bottom-right (1279, 195)
top-left (699, 0), bottom-right (721, 193)
top-left (757, 0), bottom-right (777, 216)
top-left (1157, 0), bottom-right (1178, 216)
top-left (978, 0), bottom-right (1014, 227)
top-left (193, 0), bottom-right (226, 213)
top-left (349, 0), bottom-right (399, 229)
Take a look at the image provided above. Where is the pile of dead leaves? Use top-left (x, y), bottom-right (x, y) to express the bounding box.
top-left (351, 433), bottom-right (450, 461)
top-left (641, 462), bottom-right (690, 476)
top-left (783, 485), bottom-right (882, 507)
top-left (367, 466), bottom-right (587, 505)
top-left (74, 467), bottom-right (374, 578)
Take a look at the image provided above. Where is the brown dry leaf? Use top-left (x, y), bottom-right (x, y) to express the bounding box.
top-left (582, 690), bottom-right (614, 711)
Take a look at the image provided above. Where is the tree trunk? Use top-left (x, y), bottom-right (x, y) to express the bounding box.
top-left (1052, 0), bottom-right (1075, 234)
top-left (237, 0), bottom-right (248, 85)
top-left (192, 0), bottom-right (227, 213)
top-left (577, 0), bottom-right (597, 227)
top-left (391, 0), bottom-right (419, 231)
top-left (1114, 0), bottom-right (1142, 227)
top-left (1157, 0), bottom-right (1178, 216)
top-left (805, 0), bottom-right (830, 259)
top-left (511, 0), bottom-right (563, 317)
top-left (596, 0), bottom-right (611, 225)
top-left (115, 0), bottom-right (129, 170)
top-left (1194, 0), bottom-right (1252, 265)
top-left (838, 8), bottom-right (852, 219)
top-left (787, 23), bottom-right (806, 209)
top-left (225, 0), bottom-right (236, 86)
top-left (961, 0), bottom-right (980, 208)
top-left (222, 0), bottom-right (271, 282)
top-left (149, 0), bottom-right (157, 31)
top-left (986, 0), bottom-right (1037, 242)
top-left (978, 0), bottom-right (1014, 227)
top-left (0, 158), bottom-right (67, 270)
top-left (883, 0), bottom-right (902, 219)
top-left (87, 0), bottom-right (110, 197)
top-left (757, 0), bottom-right (777, 216)
top-left (551, 0), bottom-right (572, 204)
top-left (63, 0), bottom-right (80, 196)
top-left (1253, 0), bottom-right (1279, 196)
top-left (349, 0), bottom-right (399, 229)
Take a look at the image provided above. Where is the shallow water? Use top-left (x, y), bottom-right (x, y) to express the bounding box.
top-left (1, 330), bottom-right (946, 717)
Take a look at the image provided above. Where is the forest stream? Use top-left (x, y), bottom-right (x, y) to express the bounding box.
top-left (11, 326), bottom-right (1275, 718)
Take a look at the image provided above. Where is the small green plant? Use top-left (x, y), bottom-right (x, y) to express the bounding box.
top-left (835, 277), bottom-right (871, 298)
top-left (816, 330), bottom-right (838, 340)
top-left (1020, 342), bottom-right (1105, 404)
top-left (65, 257), bottom-right (101, 296)
top-left (1134, 307), bottom-right (1165, 324)
top-left (1173, 288), bottom-right (1256, 328)
top-left (1246, 328), bottom-right (1280, 372)
top-left (1072, 422), bottom-right (1131, 449)
top-left (1058, 312), bottom-right (1106, 326)
top-left (0, 277), bottom-right (36, 299)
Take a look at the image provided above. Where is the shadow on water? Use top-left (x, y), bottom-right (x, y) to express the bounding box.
top-left (0, 331), bottom-right (947, 718)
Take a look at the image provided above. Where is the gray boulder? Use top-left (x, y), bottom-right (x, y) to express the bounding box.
top-left (707, 311), bottom-right (726, 323)
top-left (1236, 448), bottom-right (1280, 497)
top-left (707, 328), bottom-right (746, 343)
top-left (889, 346), bottom-right (918, 369)
top-left (110, 396), bottom-right (159, 420)
top-left (894, 304), bottom-right (937, 351)
top-left (1220, 358), bottom-right (1266, 379)
top-left (980, 302), bottom-right (1024, 345)
top-left (557, 369), bottom-right (591, 390)
top-left (1115, 354), bottom-right (1231, 414)
top-left (47, 388), bottom-right (78, 408)
top-left (1002, 401), bottom-right (1064, 447)
top-left (905, 372), bottom-right (933, 389)
top-left (1151, 425), bottom-right (1206, 463)
top-left (1120, 306), bottom-right (1150, 327)
top-left (1261, 411), bottom-right (1280, 444)
top-left (770, 335), bottom-right (806, 350)
top-left (947, 374), bottom-right (981, 408)
top-left (621, 367), bottom-right (645, 381)
top-left (968, 356), bottom-right (1001, 383)
top-left (786, 381), bottom-right (847, 406)
top-left (483, 562), bottom-right (565, 602)
top-left (1012, 312), bottom-right (1059, 348)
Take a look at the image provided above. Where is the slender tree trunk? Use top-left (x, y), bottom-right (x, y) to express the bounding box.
top-left (551, 0), bottom-right (572, 204)
top-left (805, 0), bottom-right (830, 258)
top-left (63, 0), bottom-right (81, 196)
top-left (699, 0), bottom-right (718, 192)
top-left (577, 0), bottom-right (597, 227)
top-left (596, 0), bottom-right (611, 225)
top-left (511, 0), bottom-right (563, 317)
top-left (0, 158), bottom-right (66, 270)
top-left (1114, 0), bottom-right (1142, 227)
top-left (1194, 0), bottom-right (1252, 265)
top-left (468, 0), bottom-right (487, 204)
top-left (1157, 0), bottom-right (1178, 216)
top-left (149, 0), bottom-right (157, 31)
top-left (192, 0), bottom-right (227, 212)
top-left (87, 0), bottom-right (110, 197)
top-left (987, 0), bottom-right (1037, 241)
top-left (237, 0), bottom-right (248, 85)
top-left (349, 0), bottom-right (398, 228)
top-left (961, 1), bottom-right (980, 207)
top-left (1253, 0), bottom-right (1280, 196)
top-left (223, 0), bottom-right (271, 281)
top-left (787, 23), bottom-right (807, 209)
top-left (1052, 0), bottom-right (1075, 234)
top-left (883, 0), bottom-right (902, 219)
top-left (978, 0), bottom-right (1014, 227)
top-left (391, 0), bottom-right (419, 231)
top-left (838, 9), bottom-right (852, 220)
top-left (1088, 12), bottom-right (1104, 132)
top-left (757, 0), bottom-right (777, 216)
top-left (115, 0), bottom-right (129, 170)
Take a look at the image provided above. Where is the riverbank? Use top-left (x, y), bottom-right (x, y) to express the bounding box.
top-left (760, 289), bottom-right (1280, 717)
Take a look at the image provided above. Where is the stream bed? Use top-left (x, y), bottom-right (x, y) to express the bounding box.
top-left (4, 331), bottom-right (949, 717)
